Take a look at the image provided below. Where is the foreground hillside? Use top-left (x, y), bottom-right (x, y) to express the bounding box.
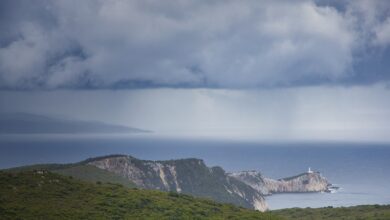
top-left (273, 205), bottom-right (390, 220)
top-left (1, 170), bottom-right (389, 219)
top-left (0, 171), bottom-right (279, 220)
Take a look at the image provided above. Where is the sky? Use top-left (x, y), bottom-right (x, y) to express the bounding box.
top-left (0, 0), bottom-right (390, 142)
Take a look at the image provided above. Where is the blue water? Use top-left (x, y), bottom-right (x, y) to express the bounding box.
top-left (1, 134), bottom-right (389, 210)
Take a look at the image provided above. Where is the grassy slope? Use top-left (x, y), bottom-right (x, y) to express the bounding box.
top-left (272, 205), bottom-right (390, 220)
top-left (53, 165), bottom-right (136, 188)
top-left (6, 163), bottom-right (137, 188)
top-left (0, 171), bottom-right (280, 220)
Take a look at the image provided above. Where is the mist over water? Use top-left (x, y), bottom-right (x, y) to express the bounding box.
top-left (1, 134), bottom-right (389, 209)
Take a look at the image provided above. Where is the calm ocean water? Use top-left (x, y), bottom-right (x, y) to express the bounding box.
top-left (1, 134), bottom-right (389, 210)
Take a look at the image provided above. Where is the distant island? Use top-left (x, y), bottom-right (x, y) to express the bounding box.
top-left (5, 154), bottom-right (337, 212)
top-left (0, 113), bottom-right (151, 134)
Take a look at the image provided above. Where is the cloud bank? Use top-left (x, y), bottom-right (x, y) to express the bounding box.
top-left (0, 0), bottom-right (389, 89)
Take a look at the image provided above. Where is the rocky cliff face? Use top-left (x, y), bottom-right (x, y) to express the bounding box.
top-left (88, 155), bottom-right (268, 211)
top-left (228, 171), bottom-right (271, 195)
top-left (229, 170), bottom-right (330, 195)
top-left (88, 155), bottom-right (332, 211)
top-left (264, 172), bottom-right (330, 193)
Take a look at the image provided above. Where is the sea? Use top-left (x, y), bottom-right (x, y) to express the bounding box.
top-left (0, 134), bottom-right (389, 210)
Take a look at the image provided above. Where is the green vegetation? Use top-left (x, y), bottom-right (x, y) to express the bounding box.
top-left (5, 163), bottom-right (75, 172)
top-left (0, 171), bottom-right (280, 220)
top-left (6, 162), bottom-right (136, 188)
top-left (53, 165), bottom-right (136, 188)
top-left (272, 205), bottom-right (390, 220)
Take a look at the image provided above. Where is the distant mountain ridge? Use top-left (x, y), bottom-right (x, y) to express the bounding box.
top-left (0, 112), bottom-right (150, 134)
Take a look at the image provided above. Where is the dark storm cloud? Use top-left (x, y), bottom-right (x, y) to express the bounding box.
top-left (0, 0), bottom-right (389, 90)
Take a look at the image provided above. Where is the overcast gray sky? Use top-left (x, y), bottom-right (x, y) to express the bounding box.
top-left (1, 0), bottom-right (390, 141)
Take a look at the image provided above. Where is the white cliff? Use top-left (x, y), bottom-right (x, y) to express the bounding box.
top-left (229, 169), bottom-right (331, 195)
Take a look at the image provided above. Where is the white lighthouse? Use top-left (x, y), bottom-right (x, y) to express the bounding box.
top-left (307, 167), bottom-right (313, 174)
